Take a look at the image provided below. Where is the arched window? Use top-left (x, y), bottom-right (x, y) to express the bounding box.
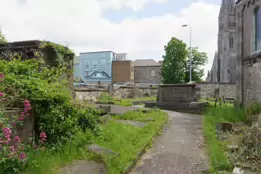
top-left (253, 7), bottom-right (261, 51)
top-left (229, 33), bottom-right (234, 49)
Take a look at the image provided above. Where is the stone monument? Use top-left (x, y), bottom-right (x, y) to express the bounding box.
top-left (156, 84), bottom-right (206, 113)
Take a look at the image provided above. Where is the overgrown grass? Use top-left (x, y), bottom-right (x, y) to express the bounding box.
top-left (93, 109), bottom-right (168, 174)
top-left (24, 131), bottom-right (97, 174)
top-left (114, 96), bottom-right (156, 106)
top-left (24, 109), bottom-right (167, 174)
top-left (203, 104), bottom-right (246, 173)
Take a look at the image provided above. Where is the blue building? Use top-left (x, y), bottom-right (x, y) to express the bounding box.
top-left (74, 51), bottom-right (118, 84)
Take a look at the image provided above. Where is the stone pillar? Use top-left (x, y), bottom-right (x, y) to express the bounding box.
top-left (108, 84), bottom-right (114, 95)
top-left (235, 4), bottom-right (244, 107)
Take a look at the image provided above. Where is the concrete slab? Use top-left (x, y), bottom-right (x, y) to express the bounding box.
top-left (59, 160), bottom-right (106, 174)
top-left (88, 144), bottom-right (119, 157)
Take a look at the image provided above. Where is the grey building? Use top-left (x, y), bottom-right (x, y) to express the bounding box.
top-left (208, 0), bottom-right (236, 83)
top-left (134, 59), bottom-right (162, 84)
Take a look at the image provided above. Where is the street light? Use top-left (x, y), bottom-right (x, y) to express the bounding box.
top-left (182, 24), bottom-right (192, 82)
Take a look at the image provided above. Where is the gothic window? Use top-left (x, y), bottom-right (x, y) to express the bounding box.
top-left (253, 7), bottom-right (261, 51)
top-left (229, 33), bottom-right (234, 49)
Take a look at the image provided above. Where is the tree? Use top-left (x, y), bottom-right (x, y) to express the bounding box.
top-left (0, 30), bottom-right (7, 43)
top-left (161, 37), bottom-right (187, 84)
top-left (184, 48), bottom-right (207, 82)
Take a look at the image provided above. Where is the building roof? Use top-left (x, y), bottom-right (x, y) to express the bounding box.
top-left (80, 51), bottom-right (114, 55)
top-left (134, 59), bottom-right (160, 67)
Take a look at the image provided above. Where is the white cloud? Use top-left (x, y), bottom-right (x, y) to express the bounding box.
top-left (0, 0), bottom-right (219, 78)
top-left (99, 0), bottom-right (169, 11)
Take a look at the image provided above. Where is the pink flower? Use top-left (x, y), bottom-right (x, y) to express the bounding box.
top-left (10, 146), bottom-right (15, 152)
top-left (34, 146), bottom-right (38, 149)
top-left (5, 138), bottom-right (11, 144)
top-left (0, 74), bottom-right (4, 78)
top-left (18, 115), bottom-right (25, 121)
top-left (19, 152), bottom-right (26, 160)
top-left (14, 136), bottom-right (21, 143)
top-left (2, 127), bottom-right (12, 138)
top-left (40, 132), bottom-right (47, 139)
top-left (41, 147), bottom-right (46, 151)
top-left (0, 92), bottom-right (4, 97)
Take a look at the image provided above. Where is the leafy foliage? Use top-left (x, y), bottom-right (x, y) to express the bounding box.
top-left (184, 48), bottom-right (207, 82)
top-left (0, 30), bottom-right (7, 44)
top-left (161, 37), bottom-right (208, 84)
top-left (0, 58), bottom-right (101, 143)
top-left (161, 37), bottom-right (187, 84)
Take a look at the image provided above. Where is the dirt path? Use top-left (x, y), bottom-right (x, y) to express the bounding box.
top-left (131, 110), bottom-right (209, 174)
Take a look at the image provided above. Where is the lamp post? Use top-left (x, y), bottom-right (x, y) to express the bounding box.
top-left (182, 24), bottom-right (192, 82)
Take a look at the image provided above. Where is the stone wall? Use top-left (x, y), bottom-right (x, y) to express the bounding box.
top-left (3, 109), bottom-right (35, 143)
top-left (114, 86), bottom-right (158, 99)
top-left (74, 89), bottom-right (106, 102)
top-left (196, 82), bottom-right (236, 98)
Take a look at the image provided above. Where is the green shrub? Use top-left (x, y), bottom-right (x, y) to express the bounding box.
top-left (0, 58), bottom-right (100, 143)
top-left (98, 92), bottom-right (113, 103)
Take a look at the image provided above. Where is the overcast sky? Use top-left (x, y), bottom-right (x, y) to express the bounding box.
top-left (0, 0), bottom-right (221, 78)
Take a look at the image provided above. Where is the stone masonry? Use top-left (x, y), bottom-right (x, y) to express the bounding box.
top-left (207, 0), bottom-right (236, 83)
top-left (235, 0), bottom-right (261, 106)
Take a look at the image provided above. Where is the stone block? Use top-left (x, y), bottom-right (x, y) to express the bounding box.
top-left (99, 105), bottom-right (111, 114)
top-left (144, 101), bottom-right (156, 108)
top-left (189, 102), bottom-right (208, 109)
top-left (216, 122), bottom-right (233, 132)
top-left (88, 144), bottom-right (119, 157)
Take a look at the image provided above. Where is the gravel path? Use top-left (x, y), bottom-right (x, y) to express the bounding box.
top-left (131, 110), bottom-right (209, 174)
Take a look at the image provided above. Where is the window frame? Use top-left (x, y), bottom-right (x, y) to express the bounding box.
top-left (252, 6), bottom-right (261, 52)
top-left (150, 69), bottom-right (156, 77)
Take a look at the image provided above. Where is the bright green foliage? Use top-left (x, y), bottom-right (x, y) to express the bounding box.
top-left (98, 92), bottom-right (114, 103)
top-left (0, 59), bottom-right (101, 143)
top-left (0, 31), bottom-right (7, 43)
top-left (161, 37), bottom-right (187, 84)
top-left (184, 48), bottom-right (207, 82)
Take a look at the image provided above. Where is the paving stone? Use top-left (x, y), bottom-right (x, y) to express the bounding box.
top-left (88, 144), bottom-right (119, 157)
top-left (59, 160), bottom-right (106, 174)
top-left (115, 120), bottom-right (148, 128)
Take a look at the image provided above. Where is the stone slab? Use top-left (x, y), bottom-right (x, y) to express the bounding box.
top-left (115, 120), bottom-right (148, 128)
top-left (88, 144), bottom-right (119, 157)
top-left (99, 105), bottom-right (111, 114)
top-left (216, 122), bottom-right (233, 132)
top-left (59, 160), bottom-right (106, 174)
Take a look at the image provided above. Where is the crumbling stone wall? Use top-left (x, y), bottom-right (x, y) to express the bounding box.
top-left (196, 82), bottom-right (236, 98)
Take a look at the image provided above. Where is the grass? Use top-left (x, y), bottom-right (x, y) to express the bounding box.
top-left (92, 109), bottom-right (168, 174)
top-left (24, 109), bottom-right (168, 174)
top-left (24, 131), bottom-right (98, 174)
top-left (203, 104), bottom-right (246, 173)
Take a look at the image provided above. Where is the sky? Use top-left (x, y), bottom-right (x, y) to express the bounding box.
top-left (0, 0), bottom-right (221, 78)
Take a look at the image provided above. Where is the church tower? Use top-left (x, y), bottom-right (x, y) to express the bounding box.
top-left (217, 0), bottom-right (236, 83)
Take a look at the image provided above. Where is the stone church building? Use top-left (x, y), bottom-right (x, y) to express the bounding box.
top-left (235, 0), bottom-right (261, 106)
top-left (207, 0), bottom-right (236, 83)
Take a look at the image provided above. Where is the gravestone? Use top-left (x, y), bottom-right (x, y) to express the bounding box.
top-left (156, 84), bottom-right (206, 112)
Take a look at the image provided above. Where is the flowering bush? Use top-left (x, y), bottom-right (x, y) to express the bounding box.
top-left (0, 59), bottom-right (101, 143)
top-left (0, 74), bottom-right (47, 173)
